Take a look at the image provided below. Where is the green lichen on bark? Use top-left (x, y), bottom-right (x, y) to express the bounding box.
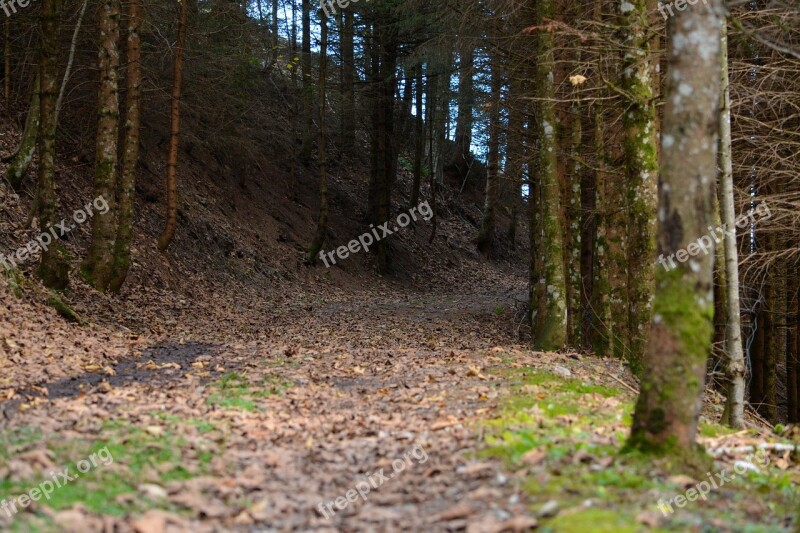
top-left (530, 0), bottom-right (567, 351)
top-left (627, 267), bottom-right (714, 467)
top-left (620, 0), bottom-right (658, 374)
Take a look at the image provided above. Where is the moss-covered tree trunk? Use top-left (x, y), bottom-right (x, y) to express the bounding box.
top-left (620, 0), bottom-right (658, 374)
top-left (563, 84), bottom-right (583, 347)
top-left (36, 0), bottom-right (69, 290)
top-left (109, 0), bottom-right (143, 293)
top-left (6, 75), bottom-right (39, 190)
top-left (628, 0), bottom-right (722, 458)
top-left (530, 0), bottom-right (566, 351)
top-left (477, 63), bottom-right (501, 257)
top-left (307, 12), bottom-right (328, 264)
top-left (83, 0), bottom-right (121, 291)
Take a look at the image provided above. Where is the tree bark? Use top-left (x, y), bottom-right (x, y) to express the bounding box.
top-left (451, 47), bottom-right (474, 172)
top-left (109, 0), bottom-right (143, 293)
top-left (530, 0), bottom-right (567, 351)
top-left (477, 62), bottom-right (501, 257)
top-left (36, 0), bottom-right (69, 290)
top-left (411, 63), bottom-right (424, 208)
top-left (340, 9), bottom-right (355, 153)
top-left (157, 0), bottom-right (190, 252)
top-left (3, 18), bottom-right (9, 102)
top-left (628, 0), bottom-right (722, 460)
top-left (717, 20), bottom-right (745, 428)
top-left (83, 0), bottom-right (121, 290)
top-left (307, 12), bottom-right (328, 264)
top-left (55, 0), bottom-right (89, 125)
top-left (298, 0), bottom-right (313, 164)
top-left (620, 0), bottom-right (659, 374)
top-left (5, 75), bottom-right (39, 189)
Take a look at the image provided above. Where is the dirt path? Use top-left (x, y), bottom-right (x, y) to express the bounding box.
top-left (0, 291), bottom-right (548, 532)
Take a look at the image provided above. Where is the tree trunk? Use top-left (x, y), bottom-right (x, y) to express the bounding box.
top-left (157, 0), bottom-right (190, 252)
top-left (83, 0), bottom-right (121, 291)
top-left (270, 0), bottom-right (278, 69)
top-left (307, 12), bottom-right (328, 264)
top-left (55, 0), bottom-right (89, 125)
top-left (505, 75), bottom-right (524, 250)
top-left (3, 18), bottom-right (9, 102)
top-left (590, 107), bottom-right (612, 356)
top-left (375, 25), bottom-right (398, 274)
top-left (340, 10), bottom-right (355, 153)
top-left (109, 0), bottom-right (143, 293)
top-left (620, 0), bottom-right (659, 374)
top-left (411, 63), bottom-right (424, 208)
top-left (298, 0), bottom-right (313, 164)
top-left (628, 0), bottom-right (722, 460)
top-left (717, 20), bottom-right (745, 429)
top-left (5, 75), bottom-right (39, 189)
top-left (477, 62), bottom-right (501, 257)
top-left (530, 0), bottom-right (566, 351)
top-left (787, 267), bottom-right (799, 423)
top-left (563, 81), bottom-right (583, 347)
top-left (451, 47), bottom-right (473, 172)
top-left (36, 0), bottom-right (69, 290)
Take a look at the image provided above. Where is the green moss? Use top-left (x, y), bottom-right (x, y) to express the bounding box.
top-left (3, 268), bottom-right (26, 298)
top-left (548, 508), bottom-right (642, 533)
top-left (206, 372), bottom-right (292, 412)
top-left (37, 244), bottom-right (71, 291)
top-left (46, 292), bottom-right (82, 324)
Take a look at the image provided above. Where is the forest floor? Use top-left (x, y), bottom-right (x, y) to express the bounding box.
top-left (0, 287), bottom-right (798, 533)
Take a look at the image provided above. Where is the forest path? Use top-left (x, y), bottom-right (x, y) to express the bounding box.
top-left (2, 290), bottom-right (796, 532)
top-left (0, 289), bottom-right (554, 532)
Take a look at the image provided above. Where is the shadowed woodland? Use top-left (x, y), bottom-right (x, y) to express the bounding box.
top-left (0, 0), bottom-right (799, 531)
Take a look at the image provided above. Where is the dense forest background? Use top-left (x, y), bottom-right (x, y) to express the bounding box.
top-left (0, 0), bottom-right (799, 530)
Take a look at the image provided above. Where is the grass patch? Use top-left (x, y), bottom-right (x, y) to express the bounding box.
top-left (206, 372), bottom-right (292, 412)
top-left (480, 366), bottom-right (800, 532)
top-left (0, 416), bottom-right (224, 530)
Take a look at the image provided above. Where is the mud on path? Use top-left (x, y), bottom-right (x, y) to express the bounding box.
top-left (0, 289), bottom-right (569, 532)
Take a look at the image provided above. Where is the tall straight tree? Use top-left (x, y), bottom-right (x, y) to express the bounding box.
top-left (36, 0), bottom-right (69, 290)
top-left (299, 0), bottom-right (313, 164)
top-left (109, 0), bottom-right (143, 293)
top-left (628, 0), bottom-right (722, 459)
top-left (340, 9), bottom-right (355, 153)
top-left (477, 62), bottom-right (501, 256)
top-left (307, 10), bottom-right (328, 263)
top-left (530, 0), bottom-right (567, 351)
top-left (157, 0), bottom-right (190, 251)
top-left (619, 0), bottom-right (658, 373)
top-left (717, 19), bottom-right (745, 428)
top-left (83, 0), bottom-right (121, 290)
